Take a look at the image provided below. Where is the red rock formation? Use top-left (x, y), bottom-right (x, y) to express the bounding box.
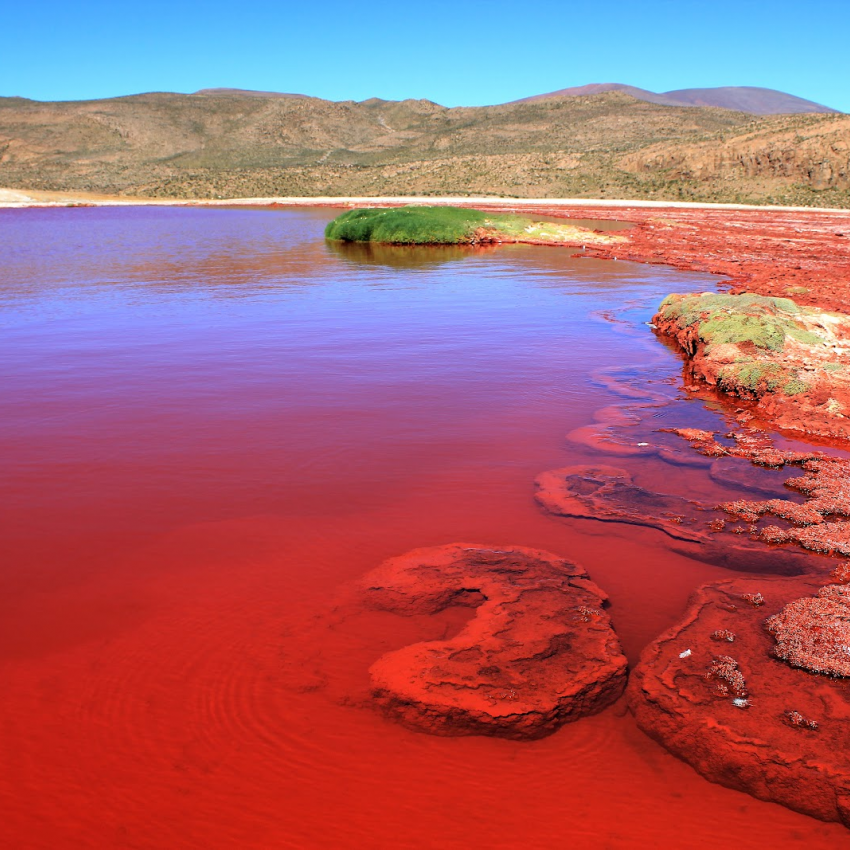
top-left (652, 292), bottom-right (850, 441)
top-left (359, 544), bottom-right (627, 739)
top-left (629, 576), bottom-right (850, 827)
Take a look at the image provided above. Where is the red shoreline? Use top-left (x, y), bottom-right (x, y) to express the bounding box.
top-left (471, 204), bottom-right (850, 314)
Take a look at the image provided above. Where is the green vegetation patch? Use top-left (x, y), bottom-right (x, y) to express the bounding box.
top-left (717, 361), bottom-right (809, 395)
top-left (325, 206), bottom-right (534, 244)
top-left (783, 377), bottom-right (809, 395)
top-left (657, 292), bottom-right (824, 352)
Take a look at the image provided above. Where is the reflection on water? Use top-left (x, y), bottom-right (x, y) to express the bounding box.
top-left (326, 239), bottom-right (501, 269)
top-left (0, 207), bottom-right (844, 850)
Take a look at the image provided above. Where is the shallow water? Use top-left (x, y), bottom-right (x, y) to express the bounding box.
top-left (1, 206), bottom-right (846, 849)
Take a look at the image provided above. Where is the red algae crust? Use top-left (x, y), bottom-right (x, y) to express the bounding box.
top-left (487, 204), bottom-right (850, 316)
top-left (360, 544), bottom-right (627, 739)
top-left (766, 584), bottom-right (850, 676)
top-left (671, 427), bottom-right (850, 559)
top-left (629, 576), bottom-right (850, 827)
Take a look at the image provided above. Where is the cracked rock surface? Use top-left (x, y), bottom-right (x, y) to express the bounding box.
top-left (629, 575), bottom-right (850, 827)
top-left (359, 543), bottom-right (627, 739)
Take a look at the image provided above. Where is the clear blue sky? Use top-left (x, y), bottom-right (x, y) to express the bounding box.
top-left (2, 0), bottom-right (847, 111)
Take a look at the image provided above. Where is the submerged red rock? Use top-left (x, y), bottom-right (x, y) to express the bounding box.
top-left (534, 464), bottom-right (704, 542)
top-left (629, 575), bottom-right (850, 827)
top-left (360, 544), bottom-right (627, 739)
top-left (534, 463), bottom-right (816, 574)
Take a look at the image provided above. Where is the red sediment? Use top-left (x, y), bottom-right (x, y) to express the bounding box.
top-left (704, 654), bottom-right (747, 698)
top-left (629, 575), bottom-right (850, 827)
top-left (833, 562), bottom-right (850, 583)
top-left (359, 543), bottom-right (627, 739)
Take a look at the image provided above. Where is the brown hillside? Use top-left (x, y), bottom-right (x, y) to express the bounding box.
top-left (621, 113), bottom-right (850, 193)
top-left (0, 90), bottom-right (847, 205)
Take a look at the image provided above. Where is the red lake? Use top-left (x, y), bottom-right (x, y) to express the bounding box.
top-left (1, 206), bottom-right (847, 848)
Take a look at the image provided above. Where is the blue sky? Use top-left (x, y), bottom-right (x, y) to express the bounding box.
top-left (3, 0), bottom-right (847, 111)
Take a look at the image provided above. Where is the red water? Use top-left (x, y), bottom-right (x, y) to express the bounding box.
top-left (1, 207), bottom-right (847, 849)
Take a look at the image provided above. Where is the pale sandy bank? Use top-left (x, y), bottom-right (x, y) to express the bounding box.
top-left (1, 189), bottom-right (850, 215)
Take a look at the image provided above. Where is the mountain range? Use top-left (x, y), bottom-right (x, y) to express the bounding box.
top-left (510, 84), bottom-right (838, 115)
top-left (0, 84), bottom-right (847, 206)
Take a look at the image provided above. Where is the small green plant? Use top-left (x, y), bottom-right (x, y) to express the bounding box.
top-left (719, 362), bottom-right (785, 393)
top-left (783, 378), bottom-right (809, 395)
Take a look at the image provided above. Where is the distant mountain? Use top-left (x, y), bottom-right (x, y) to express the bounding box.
top-left (659, 87), bottom-right (838, 114)
top-left (193, 88), bottom-right (309, 99)
top-left (511, 84), bottom-right (839, 115)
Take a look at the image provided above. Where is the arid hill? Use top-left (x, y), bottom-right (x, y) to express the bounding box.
top-left (0, 89), bottom-right (847, 205)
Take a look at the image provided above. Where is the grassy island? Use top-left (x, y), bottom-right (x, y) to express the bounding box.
top-left (325, 205), bottom-right (626, 247)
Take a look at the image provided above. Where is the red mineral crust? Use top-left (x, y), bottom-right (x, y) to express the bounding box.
top-left (766, 584), bottom-right (850, 676)
top-left (671, 427), bottom-right (850, 559)
top-left (479, 204), bottom-right (850, 315)
top-left (359, 544), bottom-right (627, 739)
top-left (629, 576), bottom-right (850, 827)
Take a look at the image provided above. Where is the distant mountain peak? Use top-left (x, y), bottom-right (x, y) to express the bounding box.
top-left (193, 88), bottom-right (309, 99)
top-left (510, 84), bottom-right (839, 115)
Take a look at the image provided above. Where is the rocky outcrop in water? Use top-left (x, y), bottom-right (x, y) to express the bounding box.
top-left (535, 464), bottom-right (704, 542)
top-left (653, 293), bottom-right (850, 441)
top-left (359, 543), bottom-right (627, 739)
